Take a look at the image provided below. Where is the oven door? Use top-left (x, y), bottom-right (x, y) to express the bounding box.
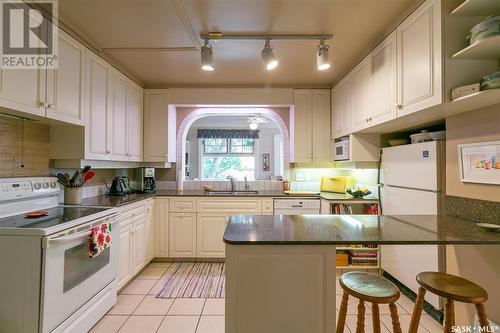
top-left (40, 214), bottom-right (120, 333)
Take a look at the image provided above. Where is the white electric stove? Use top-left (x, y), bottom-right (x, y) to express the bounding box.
top-left (0, 177), bottom-right (120, 333)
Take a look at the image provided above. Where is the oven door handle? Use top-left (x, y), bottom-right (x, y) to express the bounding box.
top-left (44, 215), bottom-right (119, 248)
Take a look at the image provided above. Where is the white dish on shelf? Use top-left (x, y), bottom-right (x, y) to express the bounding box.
top-left (388, 139), bottom-right (409, 146)
top-left (476, 223), bottom-right (500, 232)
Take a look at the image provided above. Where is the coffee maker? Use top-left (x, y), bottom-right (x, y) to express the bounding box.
top-left (135, 167), bottom-right (156, 193)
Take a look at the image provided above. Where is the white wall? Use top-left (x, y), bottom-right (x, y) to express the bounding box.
top-left (186, 126), bottom-right (282, 180)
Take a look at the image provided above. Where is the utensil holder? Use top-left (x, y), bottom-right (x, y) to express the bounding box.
top-left (64, 187), bottom-right (82, 205)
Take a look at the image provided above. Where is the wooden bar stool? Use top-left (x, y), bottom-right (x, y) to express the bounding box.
top-left (337, 272), bottom-right (402, 333)
top-left (409, 272), bottom-right (489, 333)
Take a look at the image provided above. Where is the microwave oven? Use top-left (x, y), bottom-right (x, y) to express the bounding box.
top-left (334, 137), bottom-right (350, 161)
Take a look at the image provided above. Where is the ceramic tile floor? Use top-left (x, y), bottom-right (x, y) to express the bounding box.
top-left (90, 262), bottom-right (443, 333)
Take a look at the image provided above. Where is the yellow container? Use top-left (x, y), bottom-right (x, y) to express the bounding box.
top-left (320, 176), bottom-right (354, 193)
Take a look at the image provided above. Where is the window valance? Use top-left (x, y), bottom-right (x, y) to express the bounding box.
top-left (197, 129), bottom-right (260, 139)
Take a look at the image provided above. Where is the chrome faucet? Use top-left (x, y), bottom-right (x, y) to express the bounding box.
top-left (226, 175), bottom-right (236, 192)
top-left (244, 176), bottom-right (250, 190)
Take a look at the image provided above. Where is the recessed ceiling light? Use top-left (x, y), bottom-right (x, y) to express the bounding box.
top-left (261, 40), bottom-right (278, 70)
top-left (317, 39), bottom-right (330, 71)
top-left (249, 121), bottom-right (259, 130)
top-left (201, 39), bottom-right (214, 71)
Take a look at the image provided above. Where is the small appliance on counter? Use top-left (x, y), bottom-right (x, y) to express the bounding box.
top-left (107, 176), bottom-right (131, 196)
top-left (320, 176), bottom-right (354, 193)
top-left (333, 136), bottom-right (350, 161)
top-left (134, 167), bottom-right (156, 193)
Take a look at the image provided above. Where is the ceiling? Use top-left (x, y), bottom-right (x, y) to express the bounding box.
top-left (59, 0), bottom-right (422, 88)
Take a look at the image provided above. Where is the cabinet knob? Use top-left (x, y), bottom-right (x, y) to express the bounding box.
top-left (397, 104), bottom-right (402, 110)
top-left (40, 102), bottom-right (48, 108)
top-left (48, 104), bottom-right (55, 109)
top-left (106, 150), bottom-right (111, 154)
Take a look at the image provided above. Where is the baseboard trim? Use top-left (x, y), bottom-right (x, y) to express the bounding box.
top-left (383, 270), bottom-right (444, 323)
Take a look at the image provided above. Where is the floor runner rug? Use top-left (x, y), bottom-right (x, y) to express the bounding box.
top-left (156, 262), bottom-right (225, 298)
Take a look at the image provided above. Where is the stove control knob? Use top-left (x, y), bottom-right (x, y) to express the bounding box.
top-left (34, 183), bottom-right (42, 190)
top-left (50, 182), bottom-right (57, 188)
top-left (43, 182), bottom-right (49, 189)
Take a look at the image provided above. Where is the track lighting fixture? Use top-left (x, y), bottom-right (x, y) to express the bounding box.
top-left (261, 40), bottom-right (278, 70)
top-left (200, 39), bottom-right (214, 71)
top-left (317, 39), bottom-right (330, 71)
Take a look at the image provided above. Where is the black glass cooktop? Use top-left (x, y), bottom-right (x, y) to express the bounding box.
top-left (0, 206), bottom-right (111, 230)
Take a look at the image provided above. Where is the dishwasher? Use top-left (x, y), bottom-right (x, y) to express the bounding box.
top-left (273, 198), bottom-right (321, 214)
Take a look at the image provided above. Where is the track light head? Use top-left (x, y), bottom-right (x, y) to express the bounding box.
top-left (261, 40), bottom-right (278, 70)
top-left (317, 39), bottom-right (330, 71)
top-left (201, 39), bottom-right (214, 71)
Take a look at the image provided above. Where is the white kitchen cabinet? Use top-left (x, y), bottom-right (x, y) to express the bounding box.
top-left (292, 90), bottom-right (313, 162)
top-left (117, 220), bottom-right (133, 289)
top-left (0, 67), bottom-right (45, 117)
top-left (132, 218), bottom-right (146, 275)
top-left (144, 89), bottom-right (170, 162)
top-left (331, 79), bottom-right (352, 139)
top-left (293, 89), bottom-right (331, 162)
top-left (146, 200), bottom-right (155, 261)
top-left (197, 213), bottom-right (228, 258)
top-left (397, 0), bottom-right (442, 117)
top-left (126, 82), bottom-right (143, 161)
top-left (367, 31), bottom-right (397, 128)
top-left (261, 198), bottom-right (274, 215)
top-left (351, 58), bottom-right (372, 132)
top-left (46, 30), bottom-right (86, 125)
top-left (154, 198), bottom-right (169, 257)
top-left (85, 51), bottom-right (110, 160)
top-left (169, 213), bottom-right (197, 257)
top-left (107, 69), bottom-right (128, 161)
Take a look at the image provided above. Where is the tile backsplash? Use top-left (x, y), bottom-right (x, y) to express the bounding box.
top-left (0, 117), bottom-right (49, 177)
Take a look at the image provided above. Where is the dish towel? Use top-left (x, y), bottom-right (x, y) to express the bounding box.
top-left (88, 223), bottom-right (112, 258)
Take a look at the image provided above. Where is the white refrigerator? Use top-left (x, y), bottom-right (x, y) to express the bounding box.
top-left (380, 141), bottom-right (445, 309)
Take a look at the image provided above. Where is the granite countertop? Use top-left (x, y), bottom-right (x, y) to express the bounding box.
top-left (223, 214), bottom-right (500, 245)
top-left (75, 190), bottom-right (378, 208)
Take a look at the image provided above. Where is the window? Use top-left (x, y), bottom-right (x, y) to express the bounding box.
top-left (201, 138), bottom-right (255, 180)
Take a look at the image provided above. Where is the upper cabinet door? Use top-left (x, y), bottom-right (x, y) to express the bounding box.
top-left (397, 0), bottom-right (442, 117)
top-left (367, 31), bottom-right (397, 128)
top-left (126, 82), bottom-right (143, 161)
top-left (46, 30), bottom-right (85, 125)
top-left (108, 70), bottom-right (128, 161)
top-left (292, 90), bottom-right (313, 163)
top-left (85, 52), bottom-right (109, 160)
top-left (351, 58), bottom-right (372, 131)
top-left (144, 90), bottom-right (169, 162)
top-left (312, 90), bottom-right (331, 162)
top-left (0, 66), bottom-right (45, 118)
top-left (332, 78), bottom-right (352, 139)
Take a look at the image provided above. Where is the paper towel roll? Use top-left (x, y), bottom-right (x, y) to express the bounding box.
top-left (177, 171), bottom-right (184, 191)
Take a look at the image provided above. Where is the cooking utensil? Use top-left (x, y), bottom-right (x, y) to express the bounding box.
top-left (56, 173), bottom-right (69, 187)
top-left (63, 173), bottom-right (70, 185)
top-left (69, 171), bottom-right (79, 187)
top-left (476, 223), bottom-right (500, 232)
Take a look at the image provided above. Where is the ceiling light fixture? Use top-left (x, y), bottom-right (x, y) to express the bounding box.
top-left (200, 39), bottom-right (214, 71)
top-left (317, 39), bottom-right (330, 71)
top-left (261, 40), bottom-right (278, 71)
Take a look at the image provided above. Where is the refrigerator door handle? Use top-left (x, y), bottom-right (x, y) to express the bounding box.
top-left (383, 184), bottom-right (441, 193)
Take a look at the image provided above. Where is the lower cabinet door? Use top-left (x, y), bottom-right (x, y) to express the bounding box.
top-left (154, 198), bottom-right (169, 257)
top-left (169, 213), bottom-right (196, 257)
top-left (145, 201), bottom-right (155, 261)
top-left (132, 218), bottom-right (147, 274)
top-left (197, 213), bottom-right (228, 258)
top-left (118, 221), bottom-right (133, 289)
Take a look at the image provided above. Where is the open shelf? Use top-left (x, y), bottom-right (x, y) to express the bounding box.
top-left (451, 0), bottom-right (500, 16)
top-left (446, 88), bottom-right (500, 116)
top-left (452, 35), bottom-right (500, 59)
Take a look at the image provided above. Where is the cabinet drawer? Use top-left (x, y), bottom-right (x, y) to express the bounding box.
top-left (119, 204), bottom-right (146, 222)
top-left (170, 198), bottom-right (197, 212)
top-left (197, 199), bottom-right (262, 213)
top-left (261, 199), bottom-right (274, 214)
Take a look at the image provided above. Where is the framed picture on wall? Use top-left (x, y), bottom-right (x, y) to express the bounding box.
top-left (458, 141), bottom-right (500, 185)
top-left (262, 153), bottom-right (271, 172)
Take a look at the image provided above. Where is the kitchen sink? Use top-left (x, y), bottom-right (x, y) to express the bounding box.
top-left (207, 191), bottom-right (259, 196)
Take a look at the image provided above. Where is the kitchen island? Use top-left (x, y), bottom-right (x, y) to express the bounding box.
top-left (223, 215), bottom-right (500, 333)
